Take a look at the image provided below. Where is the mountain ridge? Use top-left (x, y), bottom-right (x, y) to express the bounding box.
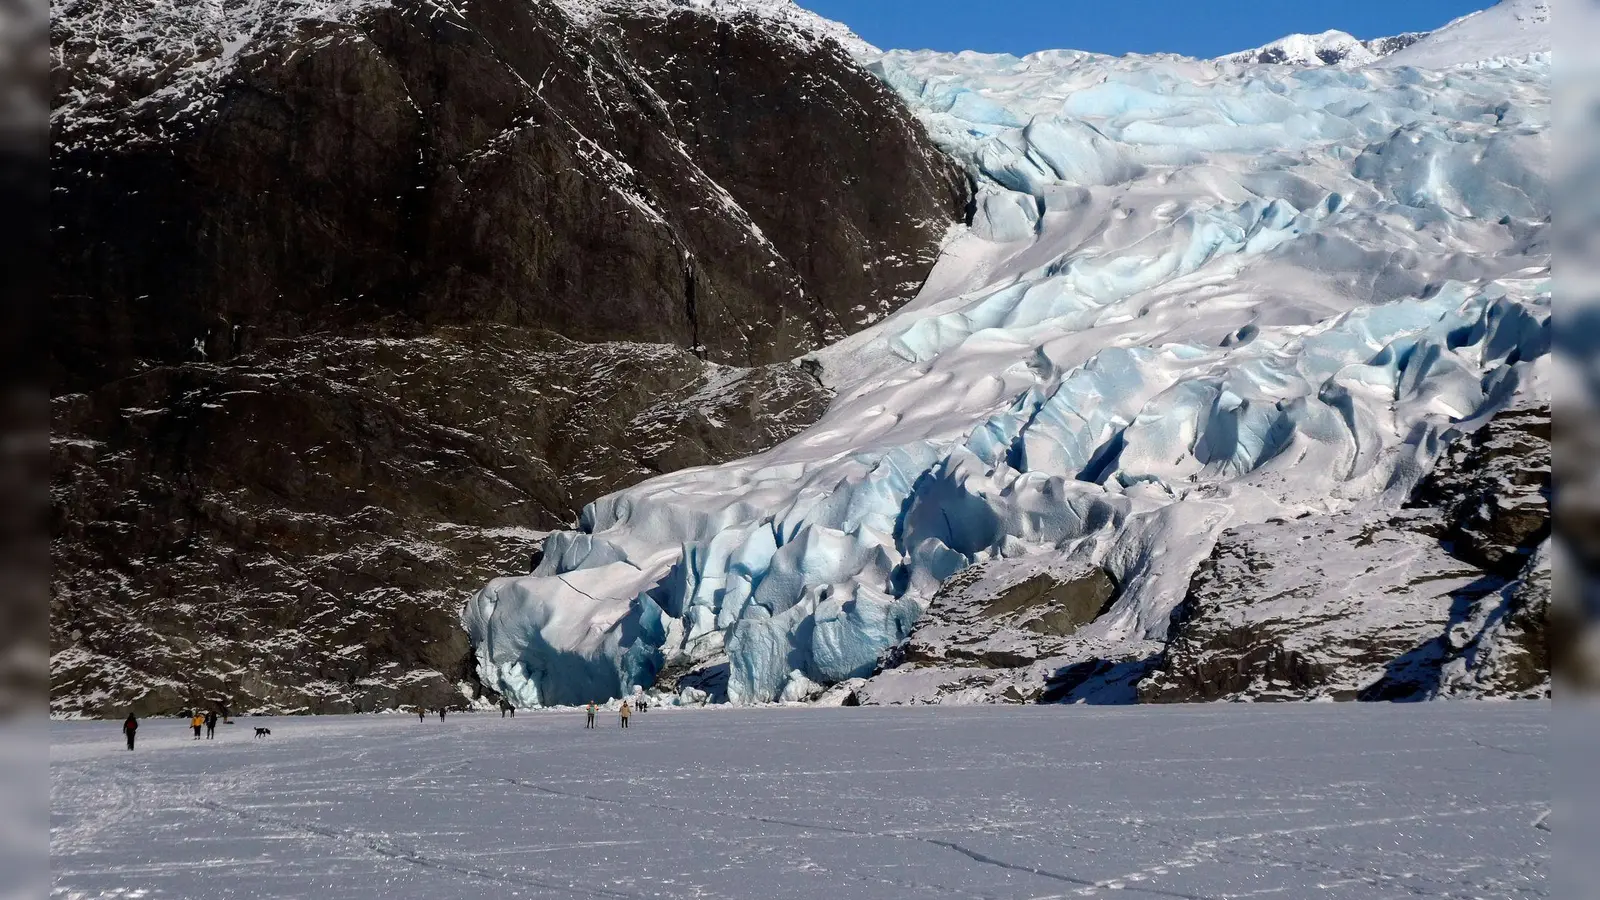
top-left (1218, 29), bottom-right (1426, 67)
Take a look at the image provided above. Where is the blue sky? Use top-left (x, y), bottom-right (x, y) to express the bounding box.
top-left (797, 0), bottom-right (1491, 58)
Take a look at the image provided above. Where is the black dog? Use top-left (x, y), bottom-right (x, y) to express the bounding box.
top-left (254, 727), bottom-right (272, 738)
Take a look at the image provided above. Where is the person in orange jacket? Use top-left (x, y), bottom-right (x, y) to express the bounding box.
top-left (190, 713), bottom-right (204, 740)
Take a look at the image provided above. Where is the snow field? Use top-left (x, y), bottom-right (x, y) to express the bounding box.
top-left (50, 703), bottom-right (1549, 899)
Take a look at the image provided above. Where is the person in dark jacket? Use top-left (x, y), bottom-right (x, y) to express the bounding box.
top-left (418, 706), bottom-right (426, 723)
top-left (204, 711), bottom-right (218, 740)
top-left (438, 707), bottom-right (447, 721)
top-left (123, 714), bottom-right (138, 750)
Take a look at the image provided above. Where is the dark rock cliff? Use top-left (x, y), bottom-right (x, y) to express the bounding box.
top-left (49, 0), bottom-right (968, 716)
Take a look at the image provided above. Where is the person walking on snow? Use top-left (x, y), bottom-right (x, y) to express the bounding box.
top-left (585, 702), bottom-right (597, 729)
top-left (204, 711), bottom-right (218, 740)
top-left (190, 713), bottom-right (204, 740)
top-left (123, 714), bottom-right (138, 750)
top-left (418, 706), bottom-right (426, 723)
top-left (619, 700), bottom-right (632, 729)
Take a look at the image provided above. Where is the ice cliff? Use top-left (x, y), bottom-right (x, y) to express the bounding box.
top-left (465, 6), bottom-right (1551, 706)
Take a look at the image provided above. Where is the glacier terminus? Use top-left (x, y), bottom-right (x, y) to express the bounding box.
top-left (465, 0), bottom-right (1551, 708)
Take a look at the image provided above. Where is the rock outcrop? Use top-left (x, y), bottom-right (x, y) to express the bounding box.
top-left (1407, 404), bottom-right (1551, 577)
top-left (1139, 404), bottom-right (1551, 703)
top-left (49, 0), bottom-right (967, 716)
top-left (853, 556), bottom-right (1149, 706)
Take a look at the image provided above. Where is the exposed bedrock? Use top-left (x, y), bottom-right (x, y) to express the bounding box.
top-left (1139, 404), bottom-right (1551, 703)
top-left (49, 0), bottom-right (966, 716)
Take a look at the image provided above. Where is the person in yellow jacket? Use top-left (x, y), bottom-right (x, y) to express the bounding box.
top-left (190, 713), bottom-right (204, 740)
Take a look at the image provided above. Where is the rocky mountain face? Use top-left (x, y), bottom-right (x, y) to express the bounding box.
top-left (49, 0), bottom-right (967, 716)
top-left (853, 402), bottom-right (1551, 706)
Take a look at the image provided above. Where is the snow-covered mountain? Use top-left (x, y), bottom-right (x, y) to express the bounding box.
top-left (1216, 0), bottom-right (1549, 69)
top-left (1379, 0), bottom-right (1550, 68)
top-left (1219, 29), bottom-right (1425, 67)
top-left (465, 3), bottom-right (1551, 707)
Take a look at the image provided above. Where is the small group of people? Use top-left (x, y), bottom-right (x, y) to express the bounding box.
top-left (416, 707), bottom-right (451, 722)
top-left (119, 707), bottom-right (230, 750)
top-left (189, 711), bottom-right (220, 740)
top-left (585, 698), bottom-right (646, 728)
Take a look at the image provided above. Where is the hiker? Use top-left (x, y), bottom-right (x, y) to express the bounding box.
top-left (418, 706), bottom-right (426, 723)
top-left (585, 701), bottom-right (597, 729)
top-left (438, 707), bottom-right (447, 721)
top-left (619, 700), bottom-right (632, 729)
top-left (123, 714), bottom-right (138, 750)
top-left (190, 712), bottom-right (204, 740)
top-left (204, 711), bottom-right (218, 740)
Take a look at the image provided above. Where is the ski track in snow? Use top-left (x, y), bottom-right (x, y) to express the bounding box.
top-left (51, 704), bottom-right (1548, 899)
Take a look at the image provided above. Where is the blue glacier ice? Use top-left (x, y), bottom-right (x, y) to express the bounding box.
top-left (464, 39), bottom-right (1550, 706)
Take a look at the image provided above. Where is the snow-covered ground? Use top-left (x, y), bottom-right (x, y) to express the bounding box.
top-left (51, 704), bottom-right (1548, 899)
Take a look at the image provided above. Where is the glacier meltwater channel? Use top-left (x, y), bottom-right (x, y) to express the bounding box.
top-left (465, 40), bottom-right (1550, 706)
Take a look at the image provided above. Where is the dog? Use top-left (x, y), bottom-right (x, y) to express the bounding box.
top-left (253, 727), bottom-right (272, 738)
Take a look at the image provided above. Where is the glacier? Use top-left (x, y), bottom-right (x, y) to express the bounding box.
top-left (464, 23), bottom-right (1551, 706)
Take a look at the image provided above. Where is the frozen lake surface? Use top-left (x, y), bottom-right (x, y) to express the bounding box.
top-left (51, 703), bottom-right (1548, 899)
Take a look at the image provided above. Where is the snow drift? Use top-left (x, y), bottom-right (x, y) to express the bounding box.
top-left (465, 7), bottom-right (1551, 706)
